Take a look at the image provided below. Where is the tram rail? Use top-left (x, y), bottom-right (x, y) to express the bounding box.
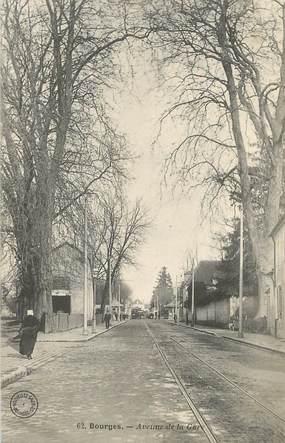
top-left (169, 335), bottom-right (285, 425)
top-left (144, 321), bottom-right (218, 443)
top-left (144, 320), bottom-right (285, 443)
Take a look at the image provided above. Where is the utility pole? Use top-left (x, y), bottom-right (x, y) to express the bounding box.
top-left (238, 205), bottom-right (244, 338)
top-left (92, 267), bottom-right (97, 333)
top-left (156, 290), bottom-right (159, 319)
top-left (175, 275), bottom-right (179, 323)
top-left (108, 255), bottom-right (112, 316)
top-left (83, 195), bottom-right (88, 335)
top-left (118, 272), bottom-right (121, 321)
top-left (191, 258), bottom-right (195, 327)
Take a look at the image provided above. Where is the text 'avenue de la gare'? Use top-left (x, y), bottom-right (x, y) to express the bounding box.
top-left (78, 422), bottom-right (201, 432)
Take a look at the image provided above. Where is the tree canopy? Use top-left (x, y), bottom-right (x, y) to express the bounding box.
top-left (1, 0), bottom-right (149, 318)
top-left (151, 266), bottom-right (174, 307)
top-left (144, 0), bottom-right (285, 314)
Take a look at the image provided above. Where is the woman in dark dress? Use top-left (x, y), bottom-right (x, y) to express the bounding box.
top-left (19, 310), bottom-right (40, 359)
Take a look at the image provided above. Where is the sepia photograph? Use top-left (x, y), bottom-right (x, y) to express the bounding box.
top-left (1, 0), bottom-right (285, 442)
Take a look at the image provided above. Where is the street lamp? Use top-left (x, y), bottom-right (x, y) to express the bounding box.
top-left (238, 205), bottom-right (244, 338)
top-left (92, 267), bottom-right (98, 333)
top-left (108, 255), bottom-right (112, 316)
top-left (156, 289), bottom-right (159, 319)
top-left (191, 258), bottom-right (195, 328)
top-left (118, 272), bottom-right (121, 322)
top-left (83, 195), bottom-right (89, 335)
top-left (175, 275), bottom-right (180, 324)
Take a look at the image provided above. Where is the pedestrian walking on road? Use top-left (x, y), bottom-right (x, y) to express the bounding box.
top-left (104, 309), bottom-right (112, 329)
top-left (19, 310), bottom-right (40, 359)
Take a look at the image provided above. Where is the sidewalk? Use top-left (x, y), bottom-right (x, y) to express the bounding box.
top-left (170, 321), bottom-right (285, 355)
top-left (37, 320), bottom-right (126, 342)
top-left (1, 319), bottom-right (127, 388)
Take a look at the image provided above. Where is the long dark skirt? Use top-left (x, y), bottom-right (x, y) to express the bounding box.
top-left (19, 330), bottom-right (37, 357)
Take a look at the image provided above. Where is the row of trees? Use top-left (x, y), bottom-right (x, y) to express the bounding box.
top-left (144, 0), bottom-right (285, 315)
top-left (1, 0), bottom-right (149, 318)
top-left (2, 0), bottom-right (285, 319)
top-left (84, 192), bottom-right (149, 312)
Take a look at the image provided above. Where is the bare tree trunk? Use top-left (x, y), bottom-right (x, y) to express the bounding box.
top-left (19, 262), bottom-right (35, 319)
top-left (28, 171), bottom-right (54, 318)
top-left (32, 247), bottom-right (53, 319)
top-left (101, 274), bottom-right (111, 314)
top-left (220, 54), bottom-right (266, 314)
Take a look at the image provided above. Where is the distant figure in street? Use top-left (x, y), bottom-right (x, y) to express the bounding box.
top-left (174, 313), bottom-right (177, 323)
top-left (114, 311), bottom-right (118, 321)
top-left (19, 310), bottom-right (40, 359)
top-left (104, 309), bottom-right (112, 329)
top-left (229, 315), bottom-right (238, 331)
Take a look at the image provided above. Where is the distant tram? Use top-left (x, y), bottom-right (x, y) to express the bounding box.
top-left (131, 308), bottom-right (145, 319)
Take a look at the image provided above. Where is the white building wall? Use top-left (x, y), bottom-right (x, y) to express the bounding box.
top-left (196, 299), bottom-right (230, 326)
top-left (275, 225), bottom-right (285, 338)
top-left (70, 276), bottom-right (93, 320)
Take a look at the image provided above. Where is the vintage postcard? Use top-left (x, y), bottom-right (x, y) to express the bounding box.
top-left (1, 0), bottom-right (285, 442)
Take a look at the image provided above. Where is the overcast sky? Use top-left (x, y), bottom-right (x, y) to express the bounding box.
top-left (109, 51), bottom-right (225, 304)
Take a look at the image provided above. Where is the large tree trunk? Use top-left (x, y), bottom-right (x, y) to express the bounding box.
top-left (32, 249), bottom-right (53, 319)
top-left (222, 60), bottom-right (269, 315)
top-left (31, 175), bottom-right (54, 319)
top-left (18, 262), bottom-right (35, 319)
top-left (101, 277), bottom-right (111, 315)
top-left (217, 3), bottom-right (284, 319)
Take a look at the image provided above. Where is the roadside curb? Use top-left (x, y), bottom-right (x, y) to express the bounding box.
top-left (87, 319), bottom-right (129, 341)
top-left (37, 320), bottom-right (128, 342)
top-left (1, 366), bottom-right (33, 389)
top-left (1, 350), bottom-right (63, 389)
top-left (1, 320), bottom-right (129, 388)
top-left (167, 321), bottom-right (218, 336)
top-left (193, 327), bottom-right (218, 337)
top-left (168, 321), bottom-right (285, 355)
top-left (221, 335), bottom-right (285, 356)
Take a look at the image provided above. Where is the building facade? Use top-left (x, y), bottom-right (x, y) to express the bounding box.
top-left (271, 216), bottom-right (285, 338)
top-left (52, 242), bottom-right (93, 321)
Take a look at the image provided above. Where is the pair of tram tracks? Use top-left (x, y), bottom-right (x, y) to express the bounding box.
top-left (169, 336), bottom-right (285, 425)
top-left (144, 321), bottom-right (218, 443)
top-left (144, 321), bottom-right (285, 443)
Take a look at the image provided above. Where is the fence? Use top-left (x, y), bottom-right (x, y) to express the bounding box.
top-left (194, 296), bottom-right (264, 331)
top-left (42, 312), bottom-right (105, 333)
top-left (42, 313), bottom-right (84, 333)
top-left (196, 298), bottom-right (230, 328)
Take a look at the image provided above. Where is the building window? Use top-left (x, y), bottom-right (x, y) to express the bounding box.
top-left (277, 286), bottom-right (283, 319)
